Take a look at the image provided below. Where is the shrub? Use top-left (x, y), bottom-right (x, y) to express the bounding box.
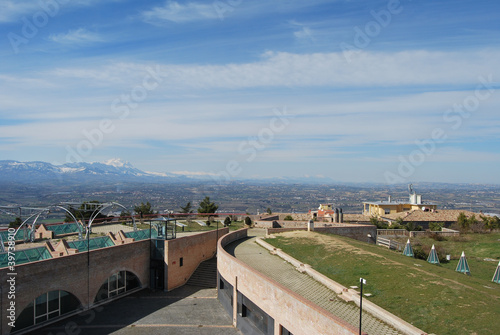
top-left (370, 216), bottom-right (388, 229)
top-left (283, 215), bottom-right (293, 221)
top-left (429, 232), bottom-right (447, 242)
top-left (429, 222), bottom-right (444, 232)
top-left (244, 216), bottom-right (252, 226)
top-left (388, 223), bottom-right (403, 229)
top-left (414, 244), bottom-right (450, 263)
top-left (405, 222), bottom-right (423, 231)
top-left (457, 212), bottom-right (469, 232)
top-left (413, 245), bottom-right (427, 260)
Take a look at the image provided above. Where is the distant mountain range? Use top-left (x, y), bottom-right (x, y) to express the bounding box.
top-left (0, 159), bottom-right (341, 185)
top-left (0, 159), bottom-right (186, 183)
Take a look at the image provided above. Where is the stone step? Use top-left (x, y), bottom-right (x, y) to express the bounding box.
top-left (186, 257), bottom-right (217, 288)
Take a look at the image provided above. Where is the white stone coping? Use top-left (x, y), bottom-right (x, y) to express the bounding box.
top-left (256, 237), bottom-right (428, 335)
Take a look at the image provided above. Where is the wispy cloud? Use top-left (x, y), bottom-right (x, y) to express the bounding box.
top-left (289, 20), bottom-right (315, 41)
top-left (0, 0), bottom-right (114, 23)
top-left (294, 26), bottom-right (314, 40)
top-left (0, 1), bottom-right (39, 23)
top-left (141, 1), bottom-right (219, 24)
top-left (48, 28), bottom-right (104, 45)
top-left (47, 49), bottom-right (500, 89)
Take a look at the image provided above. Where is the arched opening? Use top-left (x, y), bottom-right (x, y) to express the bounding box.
top-left (94, 270), bottom-right (141, 303)
top-left (14, 290), bottom-right (81, 332)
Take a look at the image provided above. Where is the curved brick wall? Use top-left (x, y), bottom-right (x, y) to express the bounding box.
top-left (218, 229), bottom-right (360, 335)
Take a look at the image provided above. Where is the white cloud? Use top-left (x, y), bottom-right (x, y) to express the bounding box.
top-left (46, 49), bottom-right (500, 90)
top-left (0, 0), bottom-right (115, 23)
top-left (0, 1), bottom-right (39, 23)
top-left (48, 28), bottom-right (104, 45)
top-left (294, 26), bottom-right (314, 40)
top-left (141, 1), bottom-right (219, 24)
top-left (289, 20), bottom-right (315, 41)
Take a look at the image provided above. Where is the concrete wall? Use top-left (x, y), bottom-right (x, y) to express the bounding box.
top-left (1, 239), bottom-right (150, 335)
top-left (266, 224), bottom-right (377, 244)
top-left (254, 221), bottom-right (306, 229)
top-left (218, 229), bottom-right (360, 335)
top-left (165, 228), bottom-right (229, 291)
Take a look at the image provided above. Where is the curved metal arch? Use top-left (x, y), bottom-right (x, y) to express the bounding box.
top-left (51, 205), bottom-right (84, 240)
top-left (14, 211), bottom-right (45, 243)
top-left (14, 206), bottom-right (82, 242)
top-left (85, 202), bottom-right (136, 239)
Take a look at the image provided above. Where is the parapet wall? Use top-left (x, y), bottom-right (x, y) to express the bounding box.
top-left (266, 224), bottom-right (377, 244)
top-left (218, 229), bottom-right (361, 335)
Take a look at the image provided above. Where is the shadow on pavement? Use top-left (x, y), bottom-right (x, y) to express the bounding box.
top-left (28, 285), bottom-right (240, 335)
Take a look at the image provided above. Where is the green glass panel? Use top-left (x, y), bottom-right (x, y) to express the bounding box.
top-left (15, 251), bottom-right (30, 264)
top-left (39, 247), bottom-right (52, 260)
top-left (0, 229), bottom-right (26, 241)
top-left (24, 248), bottom-right (40, 260)
top-left (0, 253), bottom-right (9, 268)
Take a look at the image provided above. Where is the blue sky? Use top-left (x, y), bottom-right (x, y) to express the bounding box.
top-left (1, 0), bottom-right (499, 183)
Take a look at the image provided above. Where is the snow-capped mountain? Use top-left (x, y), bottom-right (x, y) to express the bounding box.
top-left (0, 159), bottom-right (177, 183)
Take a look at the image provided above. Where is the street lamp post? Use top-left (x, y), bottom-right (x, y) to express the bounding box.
top-left (359, 278), bottom-right (366, 335)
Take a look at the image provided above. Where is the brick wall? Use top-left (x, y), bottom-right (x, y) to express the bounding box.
top-left (1, 230), bottom-right (232, 334)
top-left (218, 229), bottom-right (360, 335)
top-left (165, 228), bottom-right (229, 291)
top-left (1, 239), bottom-right (150, 335)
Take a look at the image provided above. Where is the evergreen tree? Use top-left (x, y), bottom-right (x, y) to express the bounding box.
top-left (9, 217), bottom-right (22, 229)
top-left (134, 202), bottom-right (156, 222)
top-left (180, 202), bottom-right (194, 217)
top-left (197, 197), bottom-right (218, 215)
top-left (457, 212), bottom-right (469, 231)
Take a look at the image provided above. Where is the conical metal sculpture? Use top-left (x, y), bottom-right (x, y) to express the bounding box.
top-left (493, 261), bottom-right (500, 284)
top-left (455, 251), bottom-right (470, 275)
top-left (402, 239), bottom-right (414, 257)
top-left (427, 244), bottom-right (440, 264)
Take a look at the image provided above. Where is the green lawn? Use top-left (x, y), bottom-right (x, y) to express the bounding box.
top-left (395, 233), bottom-right (500, 282)
top-left (265, 232), bottom-right (500, 335)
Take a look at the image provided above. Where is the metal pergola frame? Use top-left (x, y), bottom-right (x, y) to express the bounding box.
top-left (2, 201), bottom-right (136, 243)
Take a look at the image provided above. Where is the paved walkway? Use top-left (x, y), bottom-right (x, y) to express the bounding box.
top-left (31, 286), bottom-right (242, 335)
top-left (225, 229), bottom-right (403, 335)
top-left (91, 224), bottom-right (135, 235)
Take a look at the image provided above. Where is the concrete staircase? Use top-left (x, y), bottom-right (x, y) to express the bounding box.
top-left (186, 257), bottom-right (217, 288)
